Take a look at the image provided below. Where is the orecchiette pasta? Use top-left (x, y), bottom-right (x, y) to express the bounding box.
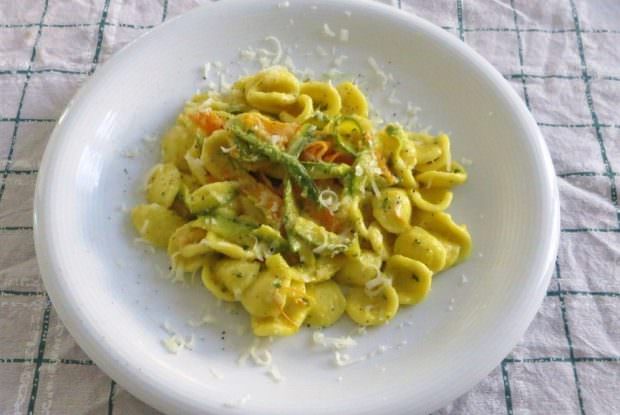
top-left (131, 66), bottom-right (471, 336)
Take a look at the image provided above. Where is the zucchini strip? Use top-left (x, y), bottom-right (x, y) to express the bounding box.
top-left (302, 161), bottom-right (351, 179)
top-left (229, 122), bottom-right (319, 201)
top-left (287, 124), bottom-right (317, 158)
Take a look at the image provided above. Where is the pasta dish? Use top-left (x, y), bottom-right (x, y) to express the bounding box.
top-left (131, 66), bottom-right (471, 336)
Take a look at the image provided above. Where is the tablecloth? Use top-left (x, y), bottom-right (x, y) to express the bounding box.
top-left (0, 0), bottom-right (618, 414)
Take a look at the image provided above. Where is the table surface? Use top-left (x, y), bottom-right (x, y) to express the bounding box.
top-left (1, 0), bottom-right (618, 414)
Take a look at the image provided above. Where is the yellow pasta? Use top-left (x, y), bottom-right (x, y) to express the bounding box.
top-left (345, 285), bottom-right (400, 326)
top-left (130, 66), bottom-right (471, 336)
top-left (305, 281), bottom-right (346, 328)
top-left (385, 255), bottom-right (432, 305)
top-left (145, 163), bottom-right (181, 208)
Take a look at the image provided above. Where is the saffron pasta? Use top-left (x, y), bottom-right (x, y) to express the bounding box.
top-left (131, 66), bottom-right (472, 336)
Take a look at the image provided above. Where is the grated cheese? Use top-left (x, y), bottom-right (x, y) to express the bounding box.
top-left (203, 62), bottom-right (211, 80)
top-left (323, 23), bottom-right (336, 38)
top-left (210, 367), bottom-right (224, 379)
top-left (239, 47), bottom-right (257, 61)
top-left (364, 272), bottom-right (392, 297)
top-left (312, 332), bottom-right (357, 350)
top-left (367, 57), bottom-right (388, 87)
top-left (267, 365), bottom-right (284, 383)
top-left (344, 10), bottom-right (352, 17)
top-left (316, 45), bottom-right (329, 57)
top-left (220, 144), bottom-right (236, 154)
top-left (264, 36), bottom-right (283, 65)
top-left (239, 338), bottom-right (273, 367)
top-left (339, 29), bottom-right (349, 42)
top-left (333, 55), bottom-right (348, 67)
top-left (277, 1), bottom-right (290, 8)
top-left (333, 351), bottom-right (351, 366)
top-left (187, 312), bottom-right (216, 327)
top-left (388, 90), bottom-right (401, 105)
top-left (461, 274), bottom-right (469, 284)
top-left (460, 157), bottom-right (473, 166)
top-left (224, 394), bottom-right (251, 409)
top-left (318, 188), bottom-right (340, 213)
top-left (119, 148), bottom-right (137, 158)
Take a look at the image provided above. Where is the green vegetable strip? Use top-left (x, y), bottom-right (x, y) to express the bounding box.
top-left (283, 179), bottom-right (302, 252)
top-left (347, 150), bottom-right (373, 195)
top-left (292, 216), bottom-right (349, 255)
top-left (302, 161), bottom-right (351, 179)
top-left (286, 124), bottom-right (317, 157)
top-left (228, 122), bottom-right (319, 202)
top-left (198, 214), bottom-right (257, 246)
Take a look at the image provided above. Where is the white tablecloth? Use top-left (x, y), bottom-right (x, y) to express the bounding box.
top-left (0, 0), bottom-right (618, 413)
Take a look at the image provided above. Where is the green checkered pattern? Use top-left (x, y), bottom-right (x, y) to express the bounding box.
top-left (0, 0), bottom-right (618, 413)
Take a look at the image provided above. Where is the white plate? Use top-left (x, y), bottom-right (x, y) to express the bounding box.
top-left (34, 1), bottom-right (560, 414)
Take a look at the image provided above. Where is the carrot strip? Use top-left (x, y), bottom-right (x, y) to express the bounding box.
top-left (189, 110), bottom-right (224, 135)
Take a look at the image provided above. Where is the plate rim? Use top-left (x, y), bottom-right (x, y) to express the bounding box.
top-left (33, 0), bottom-right (560, 414)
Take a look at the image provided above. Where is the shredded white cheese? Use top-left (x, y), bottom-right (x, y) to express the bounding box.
top-left (318, 189), bottom-right (340, 213)
top-left (224, 394), bottom-right (251, 409)
top-left (267, 365), bottom-right (284, 383)
top-left (323, 23), bottom-right (336, 38)
top-left (239, 47), bottom-right (257, 61)
top-left (277, 1), bottom-right (290, 8)
top-left (187, 312), bottom-right (216, 327)
top-left (220, 144), bottom-right (236, 154)
top-left (210, 367), bottom-right (224, 379)
top-left (333, 55), bottom-right (348, 67)
top-left (354, 164), bottom-right (364, 177)
top-left (162, 334), bottom-right (193, 354)
top-left (203, 62), bottom-right (211, 80)
top-left (388, 90), bottom-right (401, 105)
top-left (461, 274), bottom-right (469, 284)
top-left (313, 332), bottom-right (357, 350)
top-left (460, 157), bottom-right (473, 166)
top-left (264, 36), bottom-right (283, 65)
top-left (367, 57), bottom-right (388, 87)
top-left (239, 338), bottom-right (273, 367)
top-left (316, 45), bottom-right (329, 57)
top-left (119, 148), bottom-right (138, 158)
top-left (344, 10), bottom-right (352, 17)
top-left (339, 29), bottom-right (349, 42)
top-left (333, 351), bottom-right (351, 366)
top-left (364, 272), bottom-right (392, 297)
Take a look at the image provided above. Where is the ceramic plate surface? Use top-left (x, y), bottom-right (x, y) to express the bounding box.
top-left (34, 1), bottom-right (559, 414)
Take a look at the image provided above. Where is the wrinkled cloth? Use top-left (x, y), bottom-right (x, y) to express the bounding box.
top-left (0, 0), bottom-right (618, 414)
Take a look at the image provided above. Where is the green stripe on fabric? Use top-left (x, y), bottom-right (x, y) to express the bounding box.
top-left (91, 0), bottom-right (111, 70)
top-left (162, 0), bottom-right (169, 21)
top-left (0, 0), bottom-right (49, 212)
top-left (567, 0), bottom-right (619, 227)
top-left (500, 360), bottom-right (513, 415)
top-left (108, 380), bottom-right (116, 415)
top-left (509, 0), bottom-right (531, 110)
top-left (555, 260), bottom-right (586, 415)
top-left (27, 298), bottom-right (51, 415)
top-left (456, 0), bottom-right (464, 41)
